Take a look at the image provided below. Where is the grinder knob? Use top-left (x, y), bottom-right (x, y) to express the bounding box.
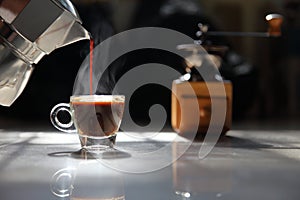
top-left (266, 14), bottom-right (283, 37)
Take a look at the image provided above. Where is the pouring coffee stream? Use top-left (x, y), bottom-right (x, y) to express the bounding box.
top-left (89, 38), bottom-right (94, 95)
top-left (0, 0), bottom-right (91, 106)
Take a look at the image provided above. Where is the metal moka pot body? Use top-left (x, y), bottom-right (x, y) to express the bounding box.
top-left (0, 0), bottom-right (90, 106)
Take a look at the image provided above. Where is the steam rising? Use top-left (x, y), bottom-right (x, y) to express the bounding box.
top-left (73, 16), bottom-right (123, 96)
top-left (72, 40), bottom-right (115, 95)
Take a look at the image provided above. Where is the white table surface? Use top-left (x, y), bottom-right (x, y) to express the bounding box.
top-left (0, 127), bottom-right (300, 200)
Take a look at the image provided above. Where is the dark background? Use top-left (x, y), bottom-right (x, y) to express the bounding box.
top-left (0, 0), bottom-right (299, 128)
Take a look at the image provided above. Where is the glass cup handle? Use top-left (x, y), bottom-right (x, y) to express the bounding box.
top-left (50, 103), bottom-right (76, 133)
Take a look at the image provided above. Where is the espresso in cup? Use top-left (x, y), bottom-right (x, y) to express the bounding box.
top-left (71, 97), bottom-right (124, 137)
top-left (51, 95), bottom-right (125, 151)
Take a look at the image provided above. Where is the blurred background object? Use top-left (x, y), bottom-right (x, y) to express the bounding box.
top-left (0, 0), bottom-right (299, 128)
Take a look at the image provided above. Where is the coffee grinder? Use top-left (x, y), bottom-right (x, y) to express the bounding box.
top-left (171, 14), bottom-right (283, 138)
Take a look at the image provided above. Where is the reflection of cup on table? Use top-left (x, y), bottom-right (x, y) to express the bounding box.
top-left (50, 95), bottom-right (125, 151)
top-left (51, 163), bottom-right (125, 200)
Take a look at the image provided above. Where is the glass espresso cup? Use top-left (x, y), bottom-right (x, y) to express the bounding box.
top-left (50, 95), bottom-right (125, 151)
